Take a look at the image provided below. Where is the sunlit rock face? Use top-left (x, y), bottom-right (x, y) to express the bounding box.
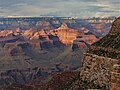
top-left (55, 24), bottom-right (78, 45)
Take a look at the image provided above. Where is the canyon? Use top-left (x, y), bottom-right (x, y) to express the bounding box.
top-left (36, 17), bottom-right (119, 90)
top-left (0, 17), bottom-right (115, 89)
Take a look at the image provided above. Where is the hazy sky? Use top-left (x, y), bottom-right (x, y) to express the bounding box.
top-left (0, 0), bottom-right (120, 18)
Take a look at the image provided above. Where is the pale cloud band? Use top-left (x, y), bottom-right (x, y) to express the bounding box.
top-left (0, 0), bottom-right (119, 18)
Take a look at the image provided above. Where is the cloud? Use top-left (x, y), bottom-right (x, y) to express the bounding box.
top-left (0, 0), bottom-right (119, 18)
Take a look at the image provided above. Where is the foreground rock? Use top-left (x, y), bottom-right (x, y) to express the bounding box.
top-left (77, 17), bottom-right (120, 90)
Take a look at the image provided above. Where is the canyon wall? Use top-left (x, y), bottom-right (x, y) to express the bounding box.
top-left (79, 17), bottom-right (120, 90)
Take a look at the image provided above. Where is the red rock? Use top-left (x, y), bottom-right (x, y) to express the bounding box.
top-left (55, 24), bottom-right (78, 45)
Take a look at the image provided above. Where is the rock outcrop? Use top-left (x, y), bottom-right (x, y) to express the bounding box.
top-left (54, 23), bottom-right (78, 45)
top-left (72, 40), bottom-right (89, 51)
top-left (78, 17), bottom-right (120, 90)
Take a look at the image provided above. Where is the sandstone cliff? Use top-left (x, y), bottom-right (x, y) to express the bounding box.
top-left (55, 23), bottom-right (78, 45)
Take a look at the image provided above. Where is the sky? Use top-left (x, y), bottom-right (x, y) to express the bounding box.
top-left (0, 0), bottom-right (120, 18)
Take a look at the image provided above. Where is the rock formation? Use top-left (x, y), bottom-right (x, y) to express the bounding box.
top-left (78, 17), bottom-right (120, 90)
top-left (55, 23), bottom-right (78, 45)
top-left (72, 40), bottom-right (89, 51)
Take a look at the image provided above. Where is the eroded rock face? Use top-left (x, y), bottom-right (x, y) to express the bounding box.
top-left (72, 40), bottom-right (89, 51)
top-left (79, 53), bottom-right (118, 89)
top-left (79, 17), bottom-right (120, 90)
top-left (54, 24), bottom-right (78, 45)
top-left (76, 35), bottom-right (97, 45)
